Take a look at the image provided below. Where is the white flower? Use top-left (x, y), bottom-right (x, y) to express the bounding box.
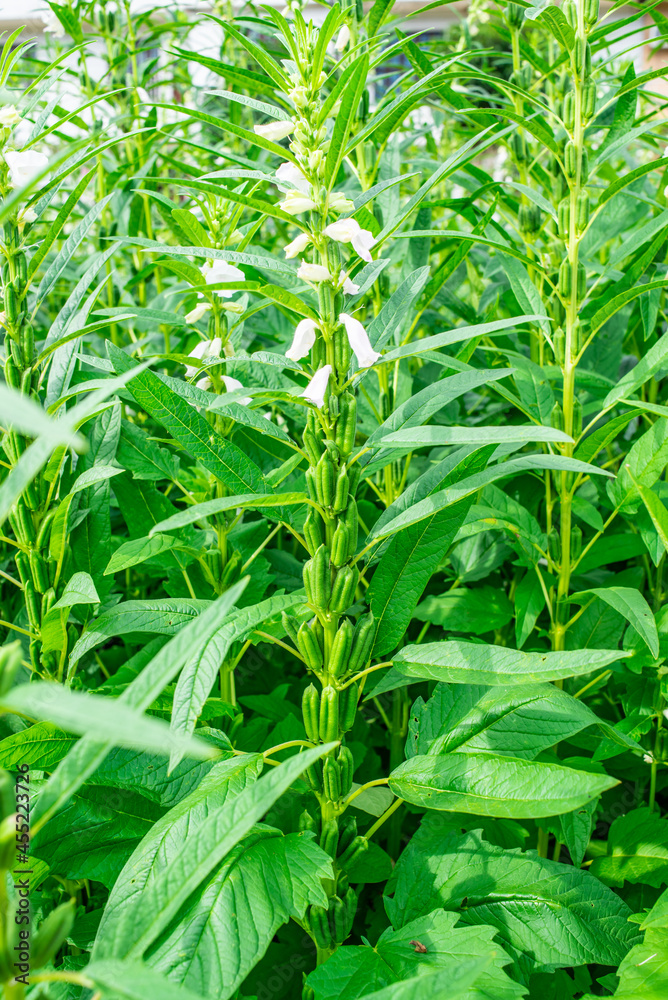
top-left (42, 10), bottom-right (65, 36)
top-left (5, 150), bottom-right (49, 188)
top-left (644, 753), bottom-right (654, 764)
top-left (280, 190), bottom-right (317, 215)
top-left (276, 161), bottom-right (310, 195)
top-left (284, 232), bottom-right (312, 259)
top-left (0, 107), bottom-right (21, 128)
top-left (185, 336), bottom-right (222, 377)
top-left (185, 302), bottom-right (210, 324)
top-left (329, 192), bottom-right (355, 213)
top-left (0, 310), bottom-right (6, 326)
top-left (286, 318), bottom-right (318, 361)
top-left (324, 219), bottom-right (376, 263)
top-left (335, 25), bottom-right (351, 51)
top-left (339, 313), bottom-right (381, 368)
top-left (298, 262), bottom-right (331, 283)
top-left (301, 365), bottom-right (332, 408)
top-left (254, 120), bottom-right (294, 142)
top-left (200, 259), bottom-right (245, 298)
top-left (196, 376), bottom-right (212, 390)
top-left (339, 270), bottom-right (360, 295)
top-left (223, 375), bottom-right (252, 406)
top-left (18, 206), bottom-right (37, 227)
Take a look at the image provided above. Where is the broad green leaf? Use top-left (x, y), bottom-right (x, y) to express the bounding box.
top-left (525, 5), bottom-right (574, 48)
top-left (388, 751), bottom-right (616, 817)
top-left (52, 570), bottom-right (100, 608)
top-left (393, 641), bottom-right (625, 685)
top-left (0, 682), bottom-right (215, 760)
top-left (569, 587), bottom-right (658, 657)
top-left (85, 959), bottom-right (206, 1000)
top-left (104, 535), bottom-right (180, 575)
top-left (636, 481), bottom-right (668, 550)
top-left (590, 807), bottom-right (668, 888)
top-left (608, 419), bottom-right (668, 512)
top-left (386, 827), bottom-right (638, 977)
top-left (307, 909), bottom-right (523, 1000)
top-left (611, 926), bottom-right (668, 999)
top-left (376, 425), bottom-right (571, 450)
top-left (603, 334), bottom-right (668, 409)
top-left (93, 742), bottom-right (336, 960)
top-left (414, 587), bottom-right (514, 635)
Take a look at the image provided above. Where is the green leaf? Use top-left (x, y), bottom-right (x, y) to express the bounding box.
top-left (393, 641), bottom-right (625, 685)
top-left (376, 426), bottom-right (572, 450)
top-left (386, 826), bottom-right (638, 978)
top-left (0, 682), bottom-right (215, 760)
top-left (85, 959), bottom-right (207, 1000)
top-left (590, 807), bottom-right (668, 888)
top-left (325, 54), bottom-right (369, 186)
top-left (388, 751), bottom-right (616, 817)
top-left (414, 587), bottom-right (513, 635)
top-left (150, 492), bottom-right (308, 536)
top-left (93, 742), bottom-right (336, 961)
top-left (52, 571), bottom-right (100, 608)
top-left (107, 342), bottom-right (268, 496)
top-left (525, 5), bottom-right (575, 48)
top-left (569, 587), bottom-right (658, 657)
top-left (104, 535), bottom-right (180, 575)
top-left (307, 909), bottom-right (522, 1000)
top-left (608, 419), bottom-right (668, 512)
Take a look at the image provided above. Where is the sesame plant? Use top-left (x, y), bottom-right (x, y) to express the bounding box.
top-left (1, 0), bottom-right (668, 998)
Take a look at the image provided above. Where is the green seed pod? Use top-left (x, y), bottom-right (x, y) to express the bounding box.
top-left (281, 610), bottom-right (301, 645)
top-left (572, 319), bottom-right (584, 357)
top-left (343, 498), bottom-right (359, 554)
top-left (562, 90), bottom-right (575, 131)
top-left (14, 551), bottom-right (30, 585)
top-left (23, 477), bottom-right (40, 512)
top-left (29, 550), bottom-right (49, 594)
top-left (574, 38), bottom-right (591, 80)
top-left (24, 580), bottom-right (41, 628)
top-left (563, 0), bottom-right (576, 26)
top-left (303, 428), bottom-right (322, 466)
top-left (4, 284), bottom-right (17, 322)
top-left (558, 260), bottom-right (572, 297)
top-left (329, 895), bottom-right (350, 945)
top-left (330, 618), bottom-right (354, 678)
top-left (339, 681), bottom-right (359, 733)
top-left (309, 904), bottom-right (332, 949)
top-left (304, 545), bottom-right (331, 609)
top-left (570, 524), bottom-right (583, 562)
top-left (521, 61), bottom-right (533, 89)
top-left (564, 141), bottom-right (577, 180)
top-left (581, 148), bottom-right (589, 183)
top-left (550, 402), bottom-right (565, 433)
top-left (557, 198), bottom-right (570, 238)
top-left (337, 814), bottom-right (358, 856)
top-left (328, 392), bottom-right (340, 421)
top-left (510, 130), bottom-right (528, 164)
top-left (330, 564), bottom-right (358, 613)
top-left (347, 463), bottom-right (361, 498)
top-left (319, 817), bottom-right (339, 856)
top-left (207, 550), bottom-right (224, 585)
top-left (330, 521), bottom-right (350, 568)
top-left (299, 809), bottom-right (319, 834)
top-left (334, 324), bottom-right (352, 373)
top-left (506, 2), bottom-right (524, 28)
top-left (518, 204), bottom-right (541, 237)
top-left (304, 508), bottom-right (325, 554)
top-left (315, 452), bottom-right (336, 507)
top-left (349, 613), bottom-right (376, 674)
top-left (553, 327), bottom-right (565, 366)
top-left (32, 899), bottom-right (76, 971)
top-left (35, 508), bottom-right (57, 552)
top-left (576, 191), bottom-right (589, 234)
top-left (573, 396), bottom-right (583, 436)
top-left (305, 468), bottom-right (318, 503)
top-left (323, 756), bottom-right (342, 801)
top-left (298, 622), bottom-right (324, 673)
top-left (335, 392), bottom-right (357, 459)
top-left (21, 323), bottom-right (34, 366)
top-left (337, 871), bottom-right (349, 894)
top-left (337, 746), bottom-right (354, 796)
top-left (319, 685), bottom-right (340, 741)
top-left (584, 0), bottom-right (599, 25)
top-left (338, 834), bottom-right (368, 869)
top-left (4, 357), bottom-right (20, 389)
top-left (40, 586), bottom-right (56, 620)
top-left (306, 760), bottom-right (323, 792)
top-left (576, 261), bottom-right (586, 299)
top-left (379, 389), bottom-right (390, 422)
top-left (302, 684), bottom-right (321, 741)
top-left (332, 465), bottom-right (349, 514)
top-left (10, 338), bottom-right (23, 367)
top-left (583, 80), bottom-right (596, 120)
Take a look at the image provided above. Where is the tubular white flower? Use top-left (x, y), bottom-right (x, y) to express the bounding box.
top-left (280, 190), bottom-right (317, 215)
top-left (185, 302), bottom-right (210, 324)
top-left (223, 375), bottom-right (252, 406)
top-left (339, 270), bottom-right (360, 295)
top-left (0, 107), bottom-right (21, 127)
top-left (284, 232), bottom-right (312, 259)
top-left (324, 219), bottom-right (376, 263)
top-left (339, 313), bottom-right (381, 368)
top-left (185, 337), bottom-right (222, 377)
top-left (335, 24), bottom-right (351, 51)
top-left (276, 161), bottom-right (311, 195)
top-left (329, 192), bottom-right (355, 213)
top-left (5, 150), bottom-right (49, 188)
top-left (298, 262), bottom-right (331, 283)
top-left (286, 318), bottom-right (318, 361)
top-left (42, 10), bottom-right (65, 36)
top-left (254, 120), bottom-right (294, 141)
top-left (196, 376), bottom-right (212, 391)
top-left (200, 260), bottom-right (245, 298)
top-left (301, 365), bottom-right (332, 408)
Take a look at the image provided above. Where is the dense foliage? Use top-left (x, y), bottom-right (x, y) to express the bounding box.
top-left (1, 0), bottom-right (668, 996)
